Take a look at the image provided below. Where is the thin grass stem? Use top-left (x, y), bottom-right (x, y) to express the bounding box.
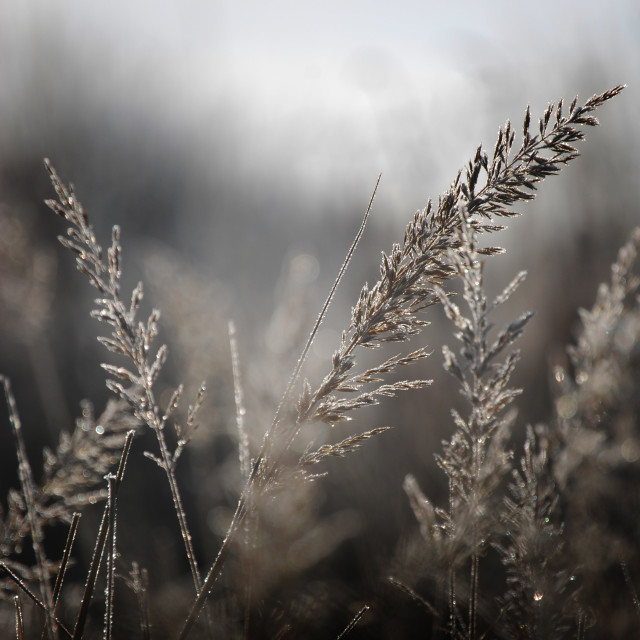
top-left (228, 320), bottom-right (250, 481)
top-left (1, 376), bottom-right (55, 639)
top-left (40, 512), bottom-right (81, 640)
top-left (336, 605), bottom-right (370, 640)
top-left (0, 564), bottom-right (72, 639)
top-left (14, 595), bottom-right (24, 640)
top-left (72, 431), bottom-right (134, 640)
top-left (103, 474), bottom-right (117, 640)
top-left (264, 173), bottom-right (381, 460)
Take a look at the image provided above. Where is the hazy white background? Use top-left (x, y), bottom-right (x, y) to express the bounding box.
top-left (1, 0), bottom-right (637, 224)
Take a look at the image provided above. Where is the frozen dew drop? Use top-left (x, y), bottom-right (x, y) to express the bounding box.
top-left (95, 424), bottom-right (105, 435)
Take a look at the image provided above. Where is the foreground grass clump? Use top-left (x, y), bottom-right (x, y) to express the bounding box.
top-left (2, 85), bottom-right (638, 639)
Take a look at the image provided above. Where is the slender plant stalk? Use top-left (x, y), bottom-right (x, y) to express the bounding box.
top-left (228, 320), bottom-right (251, 482)
top-left (139, 568), bottom-right (152, 640)
top-left (621, 561), bottom-right (640, 618)
top-left (103, 474), bottom-right (117, 640)
top-left (14, 595), bottom-right (24, 640)
top-left (336, 605), bottom-right (370, 640)
top-left (178, 471), bottom-right (251, 640)
top-left (40, 512), bottom-right (81, 640)
top-left (387, 578), bottom-right (439, 617)
top-left (469, 551), bottom-right (478, 640)
top-left (51, 513), bottom-right (81, 610)
top-left (178, 175), bottom-right (382, 638)
top-left (145, 374), bottom-right (206, 591)
top-left (228, 320), bottom-right (254, 635)
top-left (1, 376), bottom-right (55, 639)
top-left (263, 173), bottom-right (381, 464)
top-left (71, 485), bottom-right (109, 639)
top-left (0, 564), bottom-right (72, 639)
top-left (139, 376), bottom-right (214, 638)
top-left (72, 431), bottom-right (134, 640)
top-left (449, 548), bottom-right (456, 636)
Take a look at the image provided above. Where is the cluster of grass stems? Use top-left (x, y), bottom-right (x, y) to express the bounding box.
top-left (2, 84), bottom-right (638, 639)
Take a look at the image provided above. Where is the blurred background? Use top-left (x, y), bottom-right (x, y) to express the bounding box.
top-left (1, 1), bottom-right (639, 636)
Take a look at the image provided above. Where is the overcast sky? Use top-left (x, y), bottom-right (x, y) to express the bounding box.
top-left (1, 1), bottom-right (637, 234)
